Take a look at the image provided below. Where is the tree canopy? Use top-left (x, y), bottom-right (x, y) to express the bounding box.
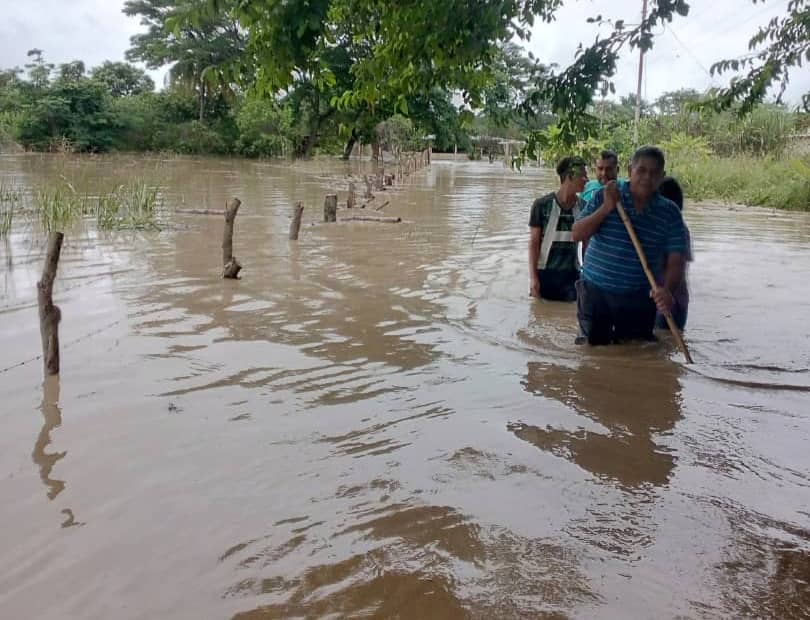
top-left (710, 0), bottom-right (810, 113)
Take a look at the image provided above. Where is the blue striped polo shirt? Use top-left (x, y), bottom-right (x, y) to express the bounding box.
top-left (578, 180), bottom-right (686, 293)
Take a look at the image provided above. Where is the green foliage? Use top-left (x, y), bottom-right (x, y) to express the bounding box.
top-left (660, 132), bottom-right (712, 160)
top-left (235, 97), bottom-right (293, 157)
top-left (91, 61), bottom-right (155, 97)
top-left (709, 0), bottom-right (810, 113)
top-left (12, 53), bottom-right (123, 153)
top-left (669, 154), bottom-right (810, 211)
top-left (124, 0), bottom-right (245, 120)
top-left (153, 119), bottom-right (230, 154)
top-left (376, 115), bottom-right (421, 156)
top-left (519, 124), bottom-right (607, 168)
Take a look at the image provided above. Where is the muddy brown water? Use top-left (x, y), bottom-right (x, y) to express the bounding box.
top-left (1, 153), bottom-right (810, 619)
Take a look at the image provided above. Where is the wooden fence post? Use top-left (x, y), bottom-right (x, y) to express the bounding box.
top-left (324, 194), bottom-right (337, 222)
top-left (289, 201), bottom-right (304, 240)
top-left (222, 198), bottom-right (242, 279)
top-left (347, 181), bottom-right (356, 208)
top-left (38, 232), bottom-right (63, 376)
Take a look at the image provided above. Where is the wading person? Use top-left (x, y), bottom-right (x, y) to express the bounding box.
top-left (572, 146), bottom-right (686, 344)
top-left (529, 156), bottom-right (588, 302)
top-left (580, 149), bottom-right (619, 203)
top-left (655, 176), bottom-right (692, 331)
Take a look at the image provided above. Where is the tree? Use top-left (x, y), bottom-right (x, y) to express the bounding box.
top-left (17, 79), bottom-right (120, 152)
top-left (710, 0), bottom-right (810, 113)
top-left (189, 0), bottom-right (691, 154)
top-left (91, 61), bottom-right (155, 97)
top-left (481, 43), bottom-right (550, 126)
top-left (25, 49), bottom-right (53, 90)
top-left (124, 0), bottom-right (245, 121)
top-left (55, 61), bottom-right (86, 85)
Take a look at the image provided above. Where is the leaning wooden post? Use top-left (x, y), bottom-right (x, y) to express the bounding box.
top-left (38, 232), bottom-right (64, 376)
top-left (364, 176), bottom-right (374, 199)
top-left (289, 201), bottom-right (304, 240)
top-left (324, 194), bottom-right (337, 222)
top-left (222, 198), bottom-right (242, 279)
top-left (347, 182), bottom-right (356, 208)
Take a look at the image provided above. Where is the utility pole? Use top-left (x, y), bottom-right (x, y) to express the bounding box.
top-left (633, 0), bottom-right (649, 146)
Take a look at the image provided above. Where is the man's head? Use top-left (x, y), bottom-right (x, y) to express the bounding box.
top-left (595, 150), bottom-right (619, 184)
top-left (556, 156), bottom-right (588, 194)
top-left (658, 176), bottom-right (684, 211)
top-left (628, 146), bottom-right (666, 200)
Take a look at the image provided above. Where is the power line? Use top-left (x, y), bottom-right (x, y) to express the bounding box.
top-left (665, 25), bottom-right (719, 86)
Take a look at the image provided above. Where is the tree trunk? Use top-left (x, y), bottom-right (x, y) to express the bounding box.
top-left (38, 232), bottom-right (63, 376)
top-left (342, 128), bottom-right (359, 160)
top-left (222, 198), bottom-right (242, 279)
top-left (199, 78), bottom-right (205, 122)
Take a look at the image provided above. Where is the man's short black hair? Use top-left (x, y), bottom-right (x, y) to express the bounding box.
top-left (555, 156), bottom-right (587, 182)
top-left (658, 176), bottom-right (684, 211)
top-left (599, 149), bottom-right (618, 164)
top-left (631, 145), bottom-right (666, 172)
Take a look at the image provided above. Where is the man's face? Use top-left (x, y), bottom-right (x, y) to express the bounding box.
top-left (595, 157), bottom-right (618, 184)
top-left (570, 166), bottom-right (588, 193)
top-left (629, 156), bottom-right (664, 197)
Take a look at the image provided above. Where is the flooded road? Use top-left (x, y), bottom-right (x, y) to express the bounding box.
top-left (2, 153), bottom-right (809, 619)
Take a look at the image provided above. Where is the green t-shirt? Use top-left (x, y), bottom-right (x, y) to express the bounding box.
top-left (529, 192), bottom-right (578, 273)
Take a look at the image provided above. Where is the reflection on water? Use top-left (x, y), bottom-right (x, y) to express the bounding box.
top-left (514, 358), bottom-right (682, 488)
top-left (33, 376), bottom-right (66, 500)
top-left (714, 502), bottom-right (810, 618)
top-left (1, 154), bottom-right (809, 619)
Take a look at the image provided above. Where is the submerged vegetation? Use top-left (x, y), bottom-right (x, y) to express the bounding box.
top-left (96, 181), bottom-right (161, 230)
top-left (0, 176), bottom-right (163, 235)
top-left (0, 181), bottom-right (21, 236)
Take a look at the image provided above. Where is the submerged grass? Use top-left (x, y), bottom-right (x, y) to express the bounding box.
top-left (35, 186), bottom-right (89, 232)
top-left (0, 180), bottom-right (22, 236)
top-left (29, 178), bottom-right (163, 232)
top-left (96, 181), bottom-right (161, 230)
top-left (670, 155), bottom-right (810, 211)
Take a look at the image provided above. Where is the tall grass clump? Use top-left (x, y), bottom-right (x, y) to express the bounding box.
top-left (35, 186), bottom-right (87, 232)
top-left (0, 181), bottom-right (22, 236)
top-left (96, 181), bottom-right (162, 230)
top-left (667, 150), bottom-right (810, 211)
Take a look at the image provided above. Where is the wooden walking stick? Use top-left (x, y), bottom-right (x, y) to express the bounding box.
top-left (614, 201), bottom-right (694, 364)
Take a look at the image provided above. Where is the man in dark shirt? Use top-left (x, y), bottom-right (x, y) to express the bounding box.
top-left (528, 156), bottom-right (588, 301)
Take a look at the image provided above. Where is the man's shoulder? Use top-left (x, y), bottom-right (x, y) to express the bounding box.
top-left (530, 192), bottom-right (556, 215)
top-left (532, 192), bottom-right (556, 209)
top-left (655, 195), bottom-right (684, 222)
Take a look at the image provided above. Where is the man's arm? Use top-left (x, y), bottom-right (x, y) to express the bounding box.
top-left (572, 182), bottom-right (617, 242)
top-left (529, 226), bottom-right (542, 297)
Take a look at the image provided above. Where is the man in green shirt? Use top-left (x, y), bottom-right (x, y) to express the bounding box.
top-left (528, 156), bottom-right (589, 301)
top-left (580, 149), bottom-right (619, 204)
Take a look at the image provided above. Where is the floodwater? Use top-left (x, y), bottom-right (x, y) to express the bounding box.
top-left (1, 153), bottom-right (809, 619)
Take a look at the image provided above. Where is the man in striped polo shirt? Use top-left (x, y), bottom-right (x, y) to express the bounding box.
top-left (572, 146), bottom-right (686, 345)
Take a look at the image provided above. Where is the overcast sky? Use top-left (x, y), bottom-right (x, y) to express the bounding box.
top-left (1, 0), bottom-right (807, 106)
